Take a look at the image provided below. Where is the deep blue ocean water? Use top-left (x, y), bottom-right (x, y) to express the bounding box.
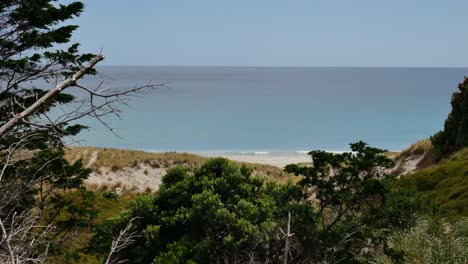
top-left (76, 66), bottom-right (468, 153)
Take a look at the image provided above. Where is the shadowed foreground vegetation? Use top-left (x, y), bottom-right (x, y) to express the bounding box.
top-left (372, 217), bottom-right (468, 263)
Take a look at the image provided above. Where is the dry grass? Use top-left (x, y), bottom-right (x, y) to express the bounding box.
top-left (390, 139), bottom-right (437, 175)
top-left (65, 146), bottom-right (295, 186)
top-left (65, 147), bottom-right (207, 170)
top-left (395, 139), bottom-right (433, 161)
top-left (372, 217), bottom-right (468, 263)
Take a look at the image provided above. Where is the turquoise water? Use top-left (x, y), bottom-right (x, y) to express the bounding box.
top-left (76, 66), bottom-right (467, 153)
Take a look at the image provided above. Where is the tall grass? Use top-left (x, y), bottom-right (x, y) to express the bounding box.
top-left (373, 217), bottom-right (468, 264)
top-left (395, 139), bottom-right (433, 161)
top-left (400, 148), bottom-right (468, 217)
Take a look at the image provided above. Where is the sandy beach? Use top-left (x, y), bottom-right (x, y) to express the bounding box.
top-left (201, 153), bottom-right (312, 168)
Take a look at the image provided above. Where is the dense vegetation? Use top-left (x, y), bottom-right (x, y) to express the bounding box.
top-left (372, 217), bottom-right (468, 263)
top-left (84, 143), bottom-right (429, 263)
top-left (432, 77), bottom-right (468, 156)
top-left (0, 1), bottom-right (99, 262)
top-left (400, 148), bottom-right (468, 217)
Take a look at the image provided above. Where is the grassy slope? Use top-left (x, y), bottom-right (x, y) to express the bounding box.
top-left (391, 139), bottom-right (439, 174)
top-left (400, 148), bottom-right (468, 217)
top-left (46, 192), bottom-right (129, 264)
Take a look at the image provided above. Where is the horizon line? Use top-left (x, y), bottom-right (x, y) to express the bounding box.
top-left (95, 64), bottom-right (468, 69)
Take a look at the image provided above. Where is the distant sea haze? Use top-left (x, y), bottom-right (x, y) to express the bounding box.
top-left (76, 66), bottom-right (467, 154)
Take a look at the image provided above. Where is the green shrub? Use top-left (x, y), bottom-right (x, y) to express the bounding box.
top-left (93, 158), bottom-right (308, 263)
top-left (90, 145), bottom-right (426, 263)
top-left (102, 190), bottom-right (120, 201)
top-left (400, 152), bottom-right (468, 217)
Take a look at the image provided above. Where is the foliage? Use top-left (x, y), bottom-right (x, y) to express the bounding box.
top-left (102, 190), bottom-right (120, 201)
top-left (0, 0), bottom-right (97, 262)
top-left (93, 159), bottom-right (312, 263)
top-left (399, 148), bottom-right (468, 217)
top-left (372, 216), bottom-right (468, 264)
top-left (285, 141), bottom-right (423, 262)
top-left (431, 77), bottom-right (468, 156)
top-left (0, 0), bottom-right (95, 143)
top-left (44, 191), bottom-right (130, 264)
top-left (91, 144), bottom-right (425, 263)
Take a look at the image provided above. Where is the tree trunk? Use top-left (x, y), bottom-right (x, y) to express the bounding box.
top-left (0, 55), bottom-right (104, 138)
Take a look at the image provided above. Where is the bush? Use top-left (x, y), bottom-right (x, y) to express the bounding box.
top-left (399, 152), bottom-right (468, 217)
top-left (94, 158), bottom-right (309, 263)
top-left (102, 190), bottom-right (120, 201)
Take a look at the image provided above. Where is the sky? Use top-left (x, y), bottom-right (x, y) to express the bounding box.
top-left (72, 0), bottom-right (468, 67)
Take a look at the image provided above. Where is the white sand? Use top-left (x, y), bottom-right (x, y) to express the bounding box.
top-left (84, 151), bottom-right (312, 194)
top-left (202, 153), bottom-right (311, 168)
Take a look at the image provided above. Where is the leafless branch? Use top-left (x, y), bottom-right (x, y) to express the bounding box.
top-left (104, 217), bottom-right (141, 264)
top-left (0, 55), bottom-right (105, 137)
top-left (0, 211), bottom-right (54, 264)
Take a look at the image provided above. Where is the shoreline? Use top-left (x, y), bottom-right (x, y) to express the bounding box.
top-left (199, 152), bottom-right (312, 168)
top-left (70, 145), bottom-right (401, 168)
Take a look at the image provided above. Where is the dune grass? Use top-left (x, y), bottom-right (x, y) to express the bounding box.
top-left (395, 139), bottom-right (433, 161)
top-left (65, 146), bottom-right (293, 182)
top-left (65, 147), bottom-right (207, 169)
top-left (372, 216), bottom-right (468, 264)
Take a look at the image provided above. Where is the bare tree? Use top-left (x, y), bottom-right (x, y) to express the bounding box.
top-left (0, 211), bottom-right (54, 264)
top-left (104, 217), bottom-right (141, 264)
top-left (280, 211), bottom-right (294, 264)
top-left (0, 54), bottom-right (162, 140)
top-left (0, 55), bottom-right (104, 137)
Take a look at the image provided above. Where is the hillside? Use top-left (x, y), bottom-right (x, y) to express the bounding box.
top-left (399, 148), bottom-right (468, 217)
top-left (65, 147), bottom-right (294, 194)
top-left (390, 139), bottom-right (437, 175)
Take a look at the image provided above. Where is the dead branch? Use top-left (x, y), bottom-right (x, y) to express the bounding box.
top-left (0, 55), bottom-right (104, 138)
top-left (0, 211), bottom-right (54, 264)
top-left (280, 211), bottom-right (294, 264)
top-left (104, 217), bottom-right (141, 264)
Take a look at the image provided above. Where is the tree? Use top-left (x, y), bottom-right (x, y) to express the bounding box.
top-left (431, 77), bottom-right (468, 156)
top-left (0, 1), bottom-right (156, 262)
top-left (285, 141), bottom-right (423, 262)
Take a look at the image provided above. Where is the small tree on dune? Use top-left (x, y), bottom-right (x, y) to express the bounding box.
top-left (285, 141), bottom-right (423, 262)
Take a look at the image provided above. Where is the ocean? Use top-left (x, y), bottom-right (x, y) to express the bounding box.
top-left (75, 66), bottom-right (467, 154)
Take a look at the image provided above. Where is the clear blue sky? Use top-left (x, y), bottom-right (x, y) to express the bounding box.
top-left (72, 0), bottom-right (468, 67)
